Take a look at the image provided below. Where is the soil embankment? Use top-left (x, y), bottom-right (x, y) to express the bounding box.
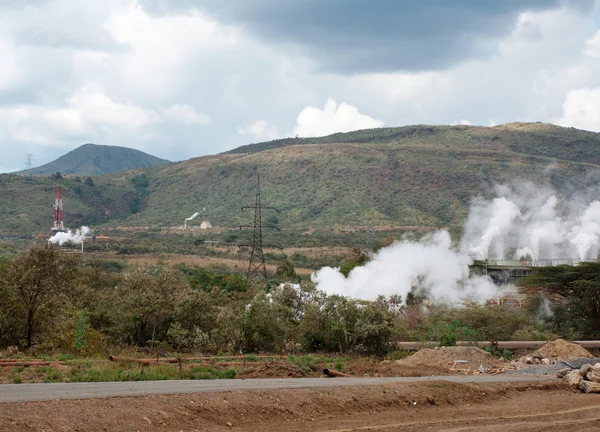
top-left (1, 381), bottom-right (589, 432)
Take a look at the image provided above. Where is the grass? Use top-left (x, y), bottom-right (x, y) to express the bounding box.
top-left (4, 360), bottom-right (238, 384)
top-left (287, 355), bottom-right (350, 373)
top-left (65, 363), bottom-right (237, 383)
top-left (43, 368), bottom-right (63, 383)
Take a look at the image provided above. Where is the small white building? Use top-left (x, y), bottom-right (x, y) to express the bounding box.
top-left (200, 221), bottom-right (212, 229)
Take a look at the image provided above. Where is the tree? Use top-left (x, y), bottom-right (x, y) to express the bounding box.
top-left (354, 296), bottom-right (395, 355)
top-left (243, 292), bottom-right (286, 353)
top-left (275, 260), bottom-right (298, 283)
top-left (84, 176), bottom-right (95, 187)
top-left (521, 263), bottom-right (600, 337)
top-left (0, 245), bottom-right (79, 347)
top-left (114, 268), bottom-right (187, 346)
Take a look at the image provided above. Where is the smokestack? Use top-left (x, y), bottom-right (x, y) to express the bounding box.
top-left (51, 186), bottom-right (64, 233)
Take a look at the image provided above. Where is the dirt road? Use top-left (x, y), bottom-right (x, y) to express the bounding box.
top-left (0, 380), bottom-right (594, 431)
top-left (0, 374), bottom-right (556, 403)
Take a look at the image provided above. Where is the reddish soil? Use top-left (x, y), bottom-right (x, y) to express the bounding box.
top-left (398, 346), bottom-right (500, 371)
top-left (237, 363), bottom-right (308, 379)
top-left (534, 339), bottom-right (594, 360)
top-left (346, 360), bottom-right (453, 377)
top-left (1, 381), bottom-right (597, 431)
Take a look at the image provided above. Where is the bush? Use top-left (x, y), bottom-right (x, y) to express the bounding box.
top-left (43, 368), bottom-right (63, 383)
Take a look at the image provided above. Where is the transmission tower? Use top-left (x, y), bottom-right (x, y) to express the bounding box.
top-left (25, 153), bottom-right (33, 170)
top-left (240, 173), bottom-right (281, 281)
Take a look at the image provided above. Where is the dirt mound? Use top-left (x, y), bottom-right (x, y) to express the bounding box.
top-left (398, 346), bottom-right (498, 371)
top-left (534, 339), bottom-right (593, 360)
top-left (236, 362), bottom-right (307, 379)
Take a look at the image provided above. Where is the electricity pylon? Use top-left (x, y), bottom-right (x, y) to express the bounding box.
top-left (240, 173), bottom-right (281, 281)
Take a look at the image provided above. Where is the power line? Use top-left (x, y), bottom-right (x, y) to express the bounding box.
top-left (239, 172), bottom-right (281, 281)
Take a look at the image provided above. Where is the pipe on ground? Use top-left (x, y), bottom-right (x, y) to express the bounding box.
top-left (108, 356), bottom-right (172, 365)
top-left (0, 361), bottom-right (51, 367)
top-left (323, 368), bottom-right (352, 377)
top-left (108, 355), bottom-right (287, 364)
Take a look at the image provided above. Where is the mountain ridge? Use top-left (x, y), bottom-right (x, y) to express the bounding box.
top-left (2, 122), bottom-right (600, 236)
top-left (17, 143), bottom-right (171, 176)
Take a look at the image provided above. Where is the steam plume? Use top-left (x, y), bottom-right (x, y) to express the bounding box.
top-left (312, 231), bottom-right (497, 303)
top-left (312, 182), bottom-right (600, 303)
top-left (48, 226), bottom-right (90, 246)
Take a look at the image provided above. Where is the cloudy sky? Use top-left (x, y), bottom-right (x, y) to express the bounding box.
top-left (2, 0), bottom-right (600, 172)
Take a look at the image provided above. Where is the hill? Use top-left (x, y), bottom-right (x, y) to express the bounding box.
top-left (0, 173), bottom-right (139, 235)
top-left (2, 122), bottom-right (600, 237)
top-left (122, 122), bottom-right (600, 233)
top-left (18, 144), bottom-right (170, 176)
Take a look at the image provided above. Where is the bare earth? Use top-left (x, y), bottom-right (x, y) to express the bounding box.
top-left (1, 379), bottom-right (598, 431)
top-left (116, 253), bottom-right (316, 274)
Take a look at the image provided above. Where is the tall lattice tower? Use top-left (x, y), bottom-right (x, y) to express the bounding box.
top-left (25, 153), bottom-right (33, 170)
top-left (240, 173), bottom-right (280, 281)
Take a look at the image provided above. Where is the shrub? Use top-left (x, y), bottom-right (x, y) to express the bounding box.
top-left (43, 368), bottom-right (63, 383)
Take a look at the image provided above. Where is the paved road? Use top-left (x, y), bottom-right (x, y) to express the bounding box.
top-left (0, 375), bottom-right (557, 403)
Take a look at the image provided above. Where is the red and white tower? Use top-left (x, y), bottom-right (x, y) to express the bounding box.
top-left (51, 186), bottom-right (64, 233)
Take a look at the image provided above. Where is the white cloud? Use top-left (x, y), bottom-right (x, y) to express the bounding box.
top-left (451, 119), bottom-right (472, 125)
top-left (237, 120), bottom-right (279, 141)
top-left (97, 2), bottom-right (240, 99)
top-left (163, 104), bottom-right (211, 125)
top-left (0, 1), bottom-right (600, 170)
top-left (0, 86), bottom-right (159, 144)
top-left (292, 99), bottom-right (383, 137)
top-left (584, 30), bottom-right (600, 58)
top-left (0, 37), bottom-right (22, 91)
top-left (557, 87), bottom-right (600, 132)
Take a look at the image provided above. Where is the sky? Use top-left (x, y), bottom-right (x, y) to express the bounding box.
top-left (2, 0), bottom-right (600, 172)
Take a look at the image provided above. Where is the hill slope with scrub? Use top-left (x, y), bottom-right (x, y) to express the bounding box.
top-left (2, 122), bottom-right (600, 236)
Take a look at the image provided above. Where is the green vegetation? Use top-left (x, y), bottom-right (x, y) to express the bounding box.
top-left (2, 122), bottom-right (600, 238)
top-left (19, 143), bottom-right (170, 176)
top-left (0, 173), bottom-right (138, 234)
top-left (64, 363), bottom-right (236, 383)
top-left (0, 220), bottom-right (599, 368)
top-left (521, 262), bottom-right (600, 338)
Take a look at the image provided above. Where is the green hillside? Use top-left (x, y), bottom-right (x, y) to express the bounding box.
top-left (2, 122), bottom-right (600, 237)
top-left (18, 144), bottom-right (170, 176)
top-left (0, 173), bottom-right (139, 235)
top-left (131, 122), bottom-right (600, 230)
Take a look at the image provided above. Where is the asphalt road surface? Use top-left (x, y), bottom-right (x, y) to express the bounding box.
top-left (0, 374), bottom-right (557, 403)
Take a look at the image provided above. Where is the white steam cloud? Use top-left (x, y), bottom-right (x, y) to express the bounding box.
top-left (312, 231), bottom-right (497, 303)
top-left (185, 212), bottom-right (200, 221)
top-left (462, 184), bottom-right (600, 262)
top-left (312, 182), bottom-right (600, 303)
top-left (48, 226), bottom-right (90, 246)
